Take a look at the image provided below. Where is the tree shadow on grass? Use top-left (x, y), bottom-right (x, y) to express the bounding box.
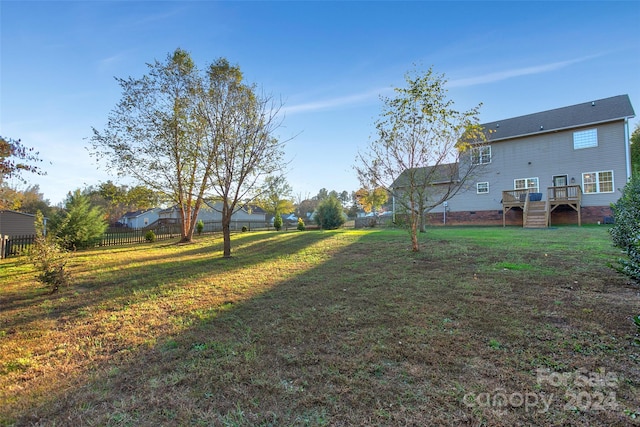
top-left (3, 229), bottom-right (638, 426)
top-left (0, 231), bottom-right (335, 343)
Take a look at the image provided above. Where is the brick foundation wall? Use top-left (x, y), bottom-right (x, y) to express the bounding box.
top-left (425, 206), bottom-right (614, 226)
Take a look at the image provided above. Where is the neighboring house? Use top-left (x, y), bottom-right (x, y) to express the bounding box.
top-left (197, 201), bottom-right (267, 223)
top-left (118, 208), bottom-right (162, 229)
top-left (394, 94), bottom-right (635, 227)
top-left (0, 210), bottom-right (39, 237)
top-left (159, 201), bottom-right (267, 226)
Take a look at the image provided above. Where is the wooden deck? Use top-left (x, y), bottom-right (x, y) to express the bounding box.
top-left (501, 185), bottom-right (582, 227)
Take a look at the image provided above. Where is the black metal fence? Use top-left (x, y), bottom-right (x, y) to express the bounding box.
top-left (1, 235), bottom-right (36, 259)
top-left (0, 220), bottom-right (274, 259)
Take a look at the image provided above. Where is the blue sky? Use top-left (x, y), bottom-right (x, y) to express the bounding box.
top-left (2, 1), bottom-right (639, 206)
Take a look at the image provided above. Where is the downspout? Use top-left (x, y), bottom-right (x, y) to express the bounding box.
top-left (624, 118), bottom-right (632, 180)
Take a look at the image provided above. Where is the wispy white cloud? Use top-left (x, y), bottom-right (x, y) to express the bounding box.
top-left (282, 87), bottom-right (393, 115)
top-left (449, 54), bottom-right (602, 88)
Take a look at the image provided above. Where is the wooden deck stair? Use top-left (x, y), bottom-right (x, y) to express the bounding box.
top-left (524, 201), bottom-right (548, 228)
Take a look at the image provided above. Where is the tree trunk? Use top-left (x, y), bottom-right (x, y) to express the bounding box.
top-left (178, 206), bottom-right (192, 243)
top-left (410, 220), bottom-right (419, 252)
top-left (222, 202), bottom-right (232, 258)
top-left (410, 210), bottom-right (420, 252)
top-left (418, 200), bottom-right (427, 233)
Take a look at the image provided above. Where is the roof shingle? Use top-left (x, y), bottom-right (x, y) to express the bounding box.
top-left (482, 94), bottom-right (635, 142)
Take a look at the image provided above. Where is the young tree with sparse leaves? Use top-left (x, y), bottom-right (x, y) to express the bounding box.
top-left (356, 67), bottom-right (486, 252)
top-left (29, 211), bottom-right (70, 294)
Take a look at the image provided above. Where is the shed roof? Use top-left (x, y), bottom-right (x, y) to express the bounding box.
top-left (482, 94), bottom-right (635, 142)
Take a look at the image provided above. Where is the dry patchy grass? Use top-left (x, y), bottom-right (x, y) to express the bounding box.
top-left (0, 227), bottom-right (639, 426)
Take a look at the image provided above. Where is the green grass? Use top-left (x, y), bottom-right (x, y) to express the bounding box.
top-left (0, 226), bottom-right (638, 426)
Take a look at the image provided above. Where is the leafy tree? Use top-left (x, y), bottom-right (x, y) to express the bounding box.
top-left (0, 136), bottom-right (44, 182)
top-left (0, 184), bottom-right (52, 215)
top-left (356, 67), bottom-right (485, 251)
top-left (91, 49), bottom-right (214, 242)
top-left (314, 196), bottom-right (345, 230)
top-left (28, 211), bottom-right (70, 293)
top-left (355, 187), bottom-right (388, 214)
top-left (631, 123), bottom-right (640, 174)
top-left (91, 49), bottom-right (285, 257)
top-left (610, 174), bottom-right (640, 282)
top-left (338, 190), bottom-right (351, 207)
top-left (295, 198), bottom-right (319, 219)
top-left (49, 190), bottom-right (108, 250)
top-left (314, 188), bottom-right (329, 201)
top-left (256, 175), bottom-right (295, 217)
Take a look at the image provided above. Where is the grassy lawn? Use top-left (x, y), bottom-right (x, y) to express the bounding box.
top-left (1, 226), bottom-right (638, 426)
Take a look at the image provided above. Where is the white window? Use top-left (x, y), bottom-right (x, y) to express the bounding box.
top-left (472, 146), bottom-right (491, 165)
top-left (477, 182), bottom-right (489, 194)
top-left (582, 171), bottom-right (613, 194)
top-left (514, 177), bottom-right (539, 192)
top-left (573, 129), bottom-right (598, 150)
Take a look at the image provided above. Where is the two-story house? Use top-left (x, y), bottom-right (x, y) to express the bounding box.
top-left (408, 95), bottom-right (635, 227)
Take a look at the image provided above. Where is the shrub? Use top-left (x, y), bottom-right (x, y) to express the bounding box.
top-left (145, 230), bottom-right (156, 243)
top-left (314, 196), bottom-right (346, 230)
top-left (297, 217), bottom-right (305, 231)
top-left (242, 226), bottom-right (248, 232)
top-left (610, 175), bottom-right (640, 283)
top-left (196, 220), bottom-right (204, 235)
top-left (28, 211), bottom-right (70, 293)
top-left (273, 213), bottom-right (283, 231)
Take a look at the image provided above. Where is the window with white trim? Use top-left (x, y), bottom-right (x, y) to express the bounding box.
top-left (477, 182), bottom-right (489, 194)
top-left (573, 129), bottom-right (598, 150)
top-left (582, 170), bottom-right (613, 194)
top-left (514, 177), bottom-right (539, 192)
top-left (472, 146), bottom-right (491, 165)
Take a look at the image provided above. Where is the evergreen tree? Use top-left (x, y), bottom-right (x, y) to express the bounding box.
top-left (50, 190), bottom-right (108, 250)
top-left (315, 196), bottom-right (345, 230)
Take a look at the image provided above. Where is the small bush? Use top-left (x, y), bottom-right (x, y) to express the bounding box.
top-left (273, 213), bottom-right (283, 231)
top-left (145, 230), bottom-right (156, 243)
top-left (297, 217), bottom-right (305, 231)
top-left (196, 220), bottom-right (204, 235)
top-left (610, 175), bottom-right (640, 283)
top-left (242, 226), bottom-right (248, 232)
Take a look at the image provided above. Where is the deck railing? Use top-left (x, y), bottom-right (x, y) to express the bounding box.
top-left (547, 185), bottom-right (582, 204)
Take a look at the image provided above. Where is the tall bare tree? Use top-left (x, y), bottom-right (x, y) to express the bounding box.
top-left (199, 59), bottom-right (285, 257)
top-left (356, 67), bottom-right (486, 252)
